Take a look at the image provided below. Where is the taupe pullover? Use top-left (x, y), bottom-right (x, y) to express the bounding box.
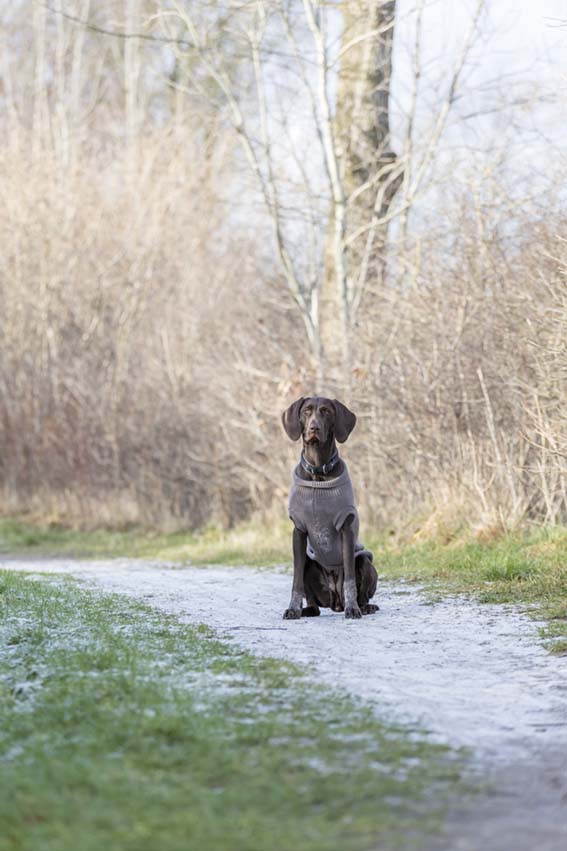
top-left (288, 463), bottom-right (372, 570)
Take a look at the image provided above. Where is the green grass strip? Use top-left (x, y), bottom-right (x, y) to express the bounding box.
top-left (371, 532), bottom-right (567, 654)
top-left (2, 516), bottom-right (566, 652)
top-left (0, 570), bottom-right (462, 851)
top-left (0, 517), bottom-right (290, 566)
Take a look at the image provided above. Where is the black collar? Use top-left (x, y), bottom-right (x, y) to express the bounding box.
top-left (300, 449), bottom-right (339, 477)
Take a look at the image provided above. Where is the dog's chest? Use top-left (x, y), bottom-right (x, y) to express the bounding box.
top-left (308, 496), bottom-right (337, 557)
top-left (289, 472), bottom-right (357, 568)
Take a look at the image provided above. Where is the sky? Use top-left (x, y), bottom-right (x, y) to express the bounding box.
top-left (392, 0), bottom-right (567, 164)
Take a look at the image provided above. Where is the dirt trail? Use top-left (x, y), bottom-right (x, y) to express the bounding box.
top-left (2, 557), bottom-right (566, 849)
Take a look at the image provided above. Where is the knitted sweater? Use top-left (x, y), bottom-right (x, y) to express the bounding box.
top-left (288, 463), bottom-right (372, 570)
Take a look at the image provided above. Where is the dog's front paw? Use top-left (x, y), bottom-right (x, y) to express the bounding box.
top-left (345, 603), bottom-right (362, 620)
top-left (361, 603), bottom-right (379, 615)
top-left (283, 607), bottom-right (302, 620)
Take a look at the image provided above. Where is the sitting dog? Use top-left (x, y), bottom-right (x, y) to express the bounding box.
top-left (281, 396), bottom-right (378, 620)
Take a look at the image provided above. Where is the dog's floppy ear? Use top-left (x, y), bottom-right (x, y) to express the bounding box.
top-left (281, 397), bottom-right (306, 441)
top-left (332, 399), bottom-right (356, 443)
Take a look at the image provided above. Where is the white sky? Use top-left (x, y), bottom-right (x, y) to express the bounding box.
top-left (392, 0), bottom-right (567, 160)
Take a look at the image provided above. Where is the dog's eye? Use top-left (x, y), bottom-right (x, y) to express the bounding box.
top-left (320, 407), bottom-right (329, 415)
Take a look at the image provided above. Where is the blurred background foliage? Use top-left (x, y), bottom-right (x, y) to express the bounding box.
top-left (1, 1), bottom-right (566, 535)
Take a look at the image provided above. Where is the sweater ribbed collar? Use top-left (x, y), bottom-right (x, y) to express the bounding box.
top-left (293, 465), bottom-right (350, 489)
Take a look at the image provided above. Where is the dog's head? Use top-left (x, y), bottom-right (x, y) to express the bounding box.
top-left (281, 396), bottom-right (356, 445)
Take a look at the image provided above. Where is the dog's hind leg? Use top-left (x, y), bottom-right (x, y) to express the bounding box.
top-left (303, 558), bottom-right (331, 615)
top-left (356, 555), bottom-right (379, 614)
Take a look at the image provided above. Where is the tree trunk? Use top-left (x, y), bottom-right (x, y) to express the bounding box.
top-left (320, 0), bottom-right (400, 381)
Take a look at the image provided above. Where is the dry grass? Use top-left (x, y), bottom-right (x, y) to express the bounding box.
top-left (1, 4), bottom-right (567, 537)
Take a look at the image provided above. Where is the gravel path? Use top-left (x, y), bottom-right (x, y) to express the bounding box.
top-left (2, 556), bottom-right (566, 849)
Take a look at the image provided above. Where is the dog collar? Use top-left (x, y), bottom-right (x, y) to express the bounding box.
top-left (300, 449), bottom-right (339, 477)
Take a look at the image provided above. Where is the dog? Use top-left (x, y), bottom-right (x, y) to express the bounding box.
top-left (281, 396), bottom-right (378, 620)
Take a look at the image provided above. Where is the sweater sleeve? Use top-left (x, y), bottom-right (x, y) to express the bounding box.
top-left (333, 504), bottom-right (357, 532)
top-left (289, 509), bottom-right (308, 533)
top-left (288, 484), bottom-right (308, 533)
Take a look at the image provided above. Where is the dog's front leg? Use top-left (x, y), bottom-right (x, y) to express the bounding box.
top-left (341, 515), bottom-right (361, 619)
top-left (283, 526), bottom-right (307, 620)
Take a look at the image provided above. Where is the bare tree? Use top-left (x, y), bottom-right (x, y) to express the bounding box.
top-left (3, 0), bottom-right (567, 538)
top-left (150, 0), bottom-right (489, 384)
top-left (318, 0), bottom-right (401, 369)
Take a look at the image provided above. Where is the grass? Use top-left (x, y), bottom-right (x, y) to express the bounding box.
top-left (0, 570), bottom-right (462, 851)
top-left (2, 515), bottom-right (566, 652)
top-left (0, 516), bottom-right (291, 565)
top-left (366, 529), bottom-right (567, 655)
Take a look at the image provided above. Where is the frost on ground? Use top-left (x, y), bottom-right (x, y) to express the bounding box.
top-left (1, 557), bottom-right (566, 851)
